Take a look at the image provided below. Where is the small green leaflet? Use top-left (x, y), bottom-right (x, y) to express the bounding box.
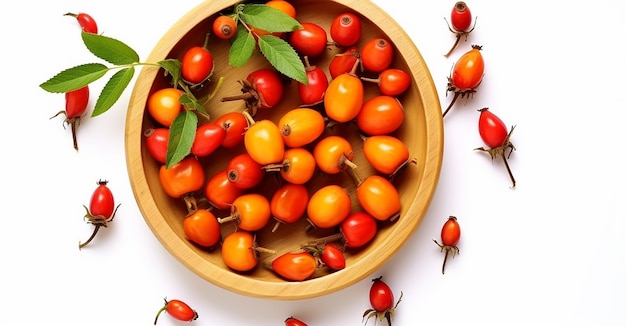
top-left (228, 3), bottom-right (306, 83)
top-left (229, 27), bottom-right (256, 67)
top-left (166, 110), bottom-right (198, 168)
top-left (240, 4), bottom-right (301, 32)
top-left (39, 32), bottom-right (139, 96)
top-left (258, 35), bottom-right (307, 84)
top-left (92, 67), bottom-right (135, 117)
top-left (179, 93), bottom-right (207, 115)
top-left (81, 31), bottom-right (140, 65)
top-left (157, 59), bottom-right (182, 88)
top-left (39, 63), bottom-right (108, 93)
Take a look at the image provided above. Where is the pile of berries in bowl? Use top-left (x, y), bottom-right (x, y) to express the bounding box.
top-left (125, 0), bottom-right (443, 300)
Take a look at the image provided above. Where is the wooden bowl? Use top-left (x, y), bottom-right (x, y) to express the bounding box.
top-left (125, 0), bottom-right (443, 300)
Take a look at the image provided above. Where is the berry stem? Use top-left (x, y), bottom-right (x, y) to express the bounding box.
top-left (342, 155), bottom-right (358, 170)
top-left (78, 225), bottom-right (100, 250)
top-left (220, 92), bottom-right (255, 103)
top-left (502, 154), bottom-right (516, 189)
top-left (254, 246), bottom-right (276, 254)
top-left (217, 215), bottom-right (237, 224)
top-left (443, 92), bottom-right (460, 118)
top-left (183, 194), bottom-right (198, 215)
top-left (69, 119), bottom-right (80, 151)
top-left (360, 76), bottom-right (379, 84)
top-left (444, 34), bottom-right (462, 57)
top-left (389, 158), bottom-right (418, 181)
top-left (200, 76), bottom-right (225, 105)
top-left (346, 164), bottom-right (363, 187)
top-left (241, 109), bottom-right (256, 126)
top-left (262, 162), bottom-right (287, 173)
top-left (302, 233), bottom-right (344, 247)
top-left (271, 220), bottom-right (283, 233)
top-left (441, 248), bottom-right (450, 274)
top-left (202, 32), bottom-right (211, 49)
top-left (153, 299), bottom-right (168, 325)
top-left (349, 59), bottom-right (361, 75)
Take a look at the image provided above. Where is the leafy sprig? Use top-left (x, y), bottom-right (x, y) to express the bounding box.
top-left (39, 31), bottom-right (205, 117)
top-left (39, 2), bottom-right (306, 168)
top-left (39, 31), bottom-right (216, 168)
top-left (230, 3), bottom-right (307, 84)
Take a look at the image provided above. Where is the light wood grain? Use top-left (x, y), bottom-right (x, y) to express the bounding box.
top-left (125, 0), bottom-right (443, 300)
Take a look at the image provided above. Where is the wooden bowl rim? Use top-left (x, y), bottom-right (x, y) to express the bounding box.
top-left (125, 0), bottom-right (443, 300)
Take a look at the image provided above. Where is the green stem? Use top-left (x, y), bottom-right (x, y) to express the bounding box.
top-left (178, 82), bottom-right (194, 99)
top-left (110, 61), bottom-right (162, 71)
top-left (235, 5), bottom-right (255, 35)
top-left (153, 302), bottom-right (167, 325)
top-left (241, 109), bottom-right (256, 126)
top-left (200, 76), bottom-right (225, 105)
top-left (107, 62), bottom-right (199, 105)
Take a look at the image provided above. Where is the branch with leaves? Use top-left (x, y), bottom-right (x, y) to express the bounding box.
top-left (39, 31), bottom-right (212, 119)
top-left (229, 3), bottom-right (307, 84)
top-left (39, 2), bottom-right (307, 168)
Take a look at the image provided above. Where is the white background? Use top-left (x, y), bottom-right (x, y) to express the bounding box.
top-left (1, 0), bottom-right (625, 325)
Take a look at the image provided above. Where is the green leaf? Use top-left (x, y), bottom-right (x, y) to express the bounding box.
top-left (258, 35), bottom-right (307, 84)
top-left (229, 27), bottom-right (256, 67)
top-left (158, 59), bottom-right (182, 86)
top-left (39, 63), bottom-right (108, 93)
top-left (82, 31), bottom-right (140, 65)
top-left (241, 4), bottom-right (301, 32)
top-left (165, 111), bottom-right (198, 168)
top-left (179, 93), bottom-right (207, 115)
top-left (92, 67), bottom-right (135, 117)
